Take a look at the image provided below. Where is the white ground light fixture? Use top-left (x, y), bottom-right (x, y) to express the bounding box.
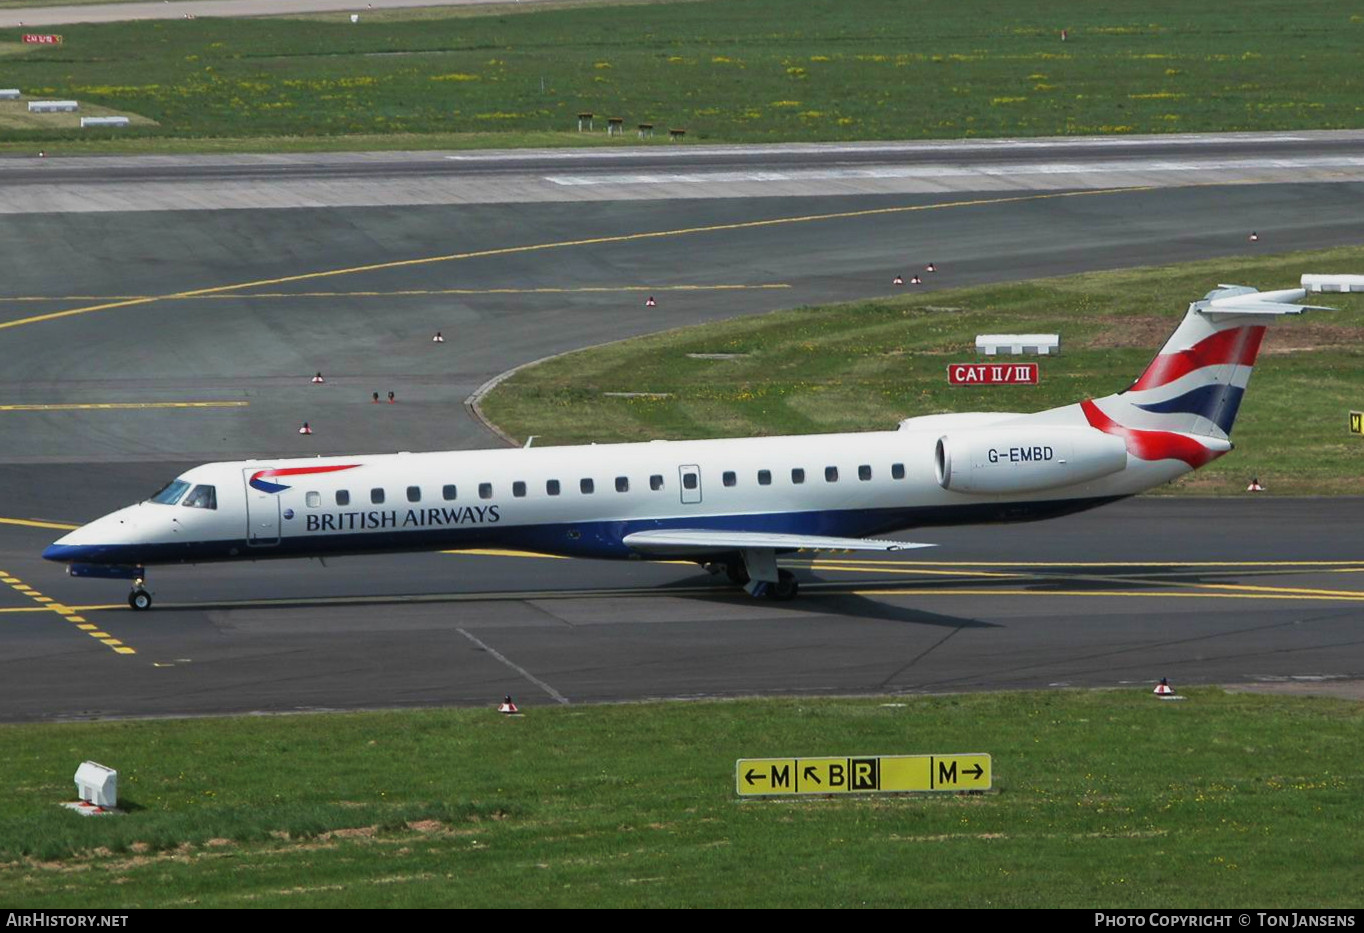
top-left (74, 761), bottom-right (117, 808)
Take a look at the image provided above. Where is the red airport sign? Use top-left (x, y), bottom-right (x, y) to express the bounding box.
top-left (22, 34), bottom-right (64, 44)
top-left (948, 363), bottom-right (1039, 386)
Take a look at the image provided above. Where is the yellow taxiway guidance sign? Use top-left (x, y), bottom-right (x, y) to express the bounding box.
top-left (736, 753), bottom-right (991, 797)
top-left (1351, 411), bottom-right (1362, 436)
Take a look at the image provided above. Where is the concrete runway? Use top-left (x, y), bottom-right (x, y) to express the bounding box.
top-left (1, 138), bottom-right (1362, 720)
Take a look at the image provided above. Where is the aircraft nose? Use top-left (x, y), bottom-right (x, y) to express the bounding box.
top-left (43, 542), bottom-right (75, 562)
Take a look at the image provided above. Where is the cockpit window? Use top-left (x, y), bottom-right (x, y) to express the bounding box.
top-left (150, 479), bottom-right (191, 505)
top-left (182, 485), bottom-right (217, 510)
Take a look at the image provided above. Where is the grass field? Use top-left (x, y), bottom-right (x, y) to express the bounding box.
top-left (480, 246), bottom-right (1364, 496)
top-left (0, 689), bottom-right (1360, 907)
top-left (2, 0), bottom-right (1364, 152)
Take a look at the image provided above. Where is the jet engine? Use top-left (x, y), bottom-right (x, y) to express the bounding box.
top-left (935, 427), bottom-right (1128, 494)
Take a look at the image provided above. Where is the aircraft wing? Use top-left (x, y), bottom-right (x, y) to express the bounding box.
top-left (621, 529), bottom-right (935, 556)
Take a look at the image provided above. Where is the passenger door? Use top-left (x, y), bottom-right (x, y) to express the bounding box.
top-left (242, 468), bottom-right (281, 547)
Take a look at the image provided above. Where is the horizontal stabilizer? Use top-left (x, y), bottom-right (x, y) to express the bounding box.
top-left (1301, 274), bottom-right (1364, 293)
top-left (1202, 286), bottom-right (1333, 319)
top-left (622, 529), bottom-right (934, 556)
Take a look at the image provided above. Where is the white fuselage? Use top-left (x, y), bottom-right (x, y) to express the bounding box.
top-left (46, 417), bottom-right (1185, 570)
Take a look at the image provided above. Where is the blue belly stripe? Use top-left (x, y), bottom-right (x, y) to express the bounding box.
top-left (42, 496), bottom-right (1124, 568)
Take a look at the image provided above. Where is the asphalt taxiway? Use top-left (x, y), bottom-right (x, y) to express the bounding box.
top-left (1, 139), bottom-right (1361, 720)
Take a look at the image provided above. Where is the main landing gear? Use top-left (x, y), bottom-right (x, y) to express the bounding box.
top-left (708, 550), bottom-right (799, 601)
top-left (128, 577), bottom-right (153, 611)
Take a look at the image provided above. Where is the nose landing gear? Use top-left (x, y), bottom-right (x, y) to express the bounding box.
top-left (129, 577), bottom-right (153, 611)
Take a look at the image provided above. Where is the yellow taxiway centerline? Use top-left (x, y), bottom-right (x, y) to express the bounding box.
top-left (0, 284), bottom-right (793, 303)
top-left (0, 401), bottom-right (247, 412)
top-left (0, 186), bottom-right (1152, 334)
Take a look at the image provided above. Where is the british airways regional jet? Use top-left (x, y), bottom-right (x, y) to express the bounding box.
top-left (43, 274), bottom-right (1360, 610)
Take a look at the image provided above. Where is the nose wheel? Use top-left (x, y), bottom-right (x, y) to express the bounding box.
top-left (129, 578), bottom-right (153, 611)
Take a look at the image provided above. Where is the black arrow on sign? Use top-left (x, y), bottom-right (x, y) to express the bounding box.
top-left (963, 764), bottom-right (984, 780)
top-left (745, 769), bottom-right (765, 785)
top-left (803, 766), bottom-right (821, 785)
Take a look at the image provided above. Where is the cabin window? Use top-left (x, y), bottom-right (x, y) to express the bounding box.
top-left (722, 471), bottom-right (737, 487)
top-left (649, 475), bottom-right (664, 491)
top-left (825, 466), bottom-right (839, 483)
top-left (407, 485), bottom-right (421, 503)
top-left (791, 468), bottom-right (805, 485)
top-left (336, 490), bottom-right (350, 506)
top-left (859, 465), bottom-right (872, 481)
top-left (892, 463), bottom-right (905, 480)
top-left (615, 476), bottom-right (629, 493)
top-left (150, 479), bottom-right (190, 505)
top-left (758, 470), bottom-right (771, 486)
top-left (513, 481), bottom-right (527, 498)
top-left (479, 482), bottom-right (493, 500)
top-left (371, 488), bottom-right (385, 505)
top-left (580, 478), bottom-right (595, 494)
top-left (546, 479), bottom-right (561, 496)
top-left (182, 485), bottom-right (217, 510)
top-left (682, 474), bottom-right (698, 491)
top-left (442, 485), bottom-right (457, 501)
top-left (306, 491), bottom-right (321, 508)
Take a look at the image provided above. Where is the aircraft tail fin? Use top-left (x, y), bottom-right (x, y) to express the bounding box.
top-left (1087, 274), bottom-right (1360, 441)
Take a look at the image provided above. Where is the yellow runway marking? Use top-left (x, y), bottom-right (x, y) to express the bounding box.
top-left (0, 517), bottom-right (79, 531)
top-left (800, 558), bottom-right (1364, 569)
top-left (0, 401), bottom-right (247, 413)
top-left (0, 570), bottom-right (136, 654)
top-left (853, 588), bottom-right (1364, 602)
top-left (0, 284), bottom-right (793, 303)
top-left (0, 186), bottom-right (1151, 334)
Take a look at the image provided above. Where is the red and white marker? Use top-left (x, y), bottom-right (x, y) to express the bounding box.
top-left (497, 695), bottom-right (519, 714)
top-left (645, 295), bottom-right (657, 308)
top-left (311, 372), bottom-right (325, 384)
top-left (432, 331), bottom-right (445, 343)
top-left (1249, 232), bottom-right (1259, 242)
top-left (387, 391), bottom-right (396, 404)
top-left (892, 274), bottom-right (904, 285)
top-left (298, 422), bottom-right (313, 435)
top-left (910, 274), bottom-right (922, 285)
top-left (1154, 678), bottom-right (1174, 697)
top-left (926, 262), bottom-right (937, 273)
top-left (1247, 477), bottom-right (1265, 492)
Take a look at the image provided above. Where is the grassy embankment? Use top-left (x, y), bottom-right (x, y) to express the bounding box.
top-left (480, 247), bottom-right (1364, 496)
top-left (2, 0), bottom-right (1364, 152)
top-left (0, 689), bottom-right (1360, 907)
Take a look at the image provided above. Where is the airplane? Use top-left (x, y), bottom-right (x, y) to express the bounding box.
top-left (42, 273), bottom-right (1362, 610)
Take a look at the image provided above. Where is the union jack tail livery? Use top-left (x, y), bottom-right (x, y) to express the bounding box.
top-left (1022, 275), bottom-right (1361, 473)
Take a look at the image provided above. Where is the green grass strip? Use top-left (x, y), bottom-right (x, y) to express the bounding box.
top-left (481, 245), bottom-right (1364, 496)
top-left (0, 690), bottom-right (1360, 906)
top-left (3, 0), bottom-right (1364, 152)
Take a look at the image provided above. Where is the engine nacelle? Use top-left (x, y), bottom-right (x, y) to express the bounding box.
top-left (935, 427), bottom-right (1128, 494)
